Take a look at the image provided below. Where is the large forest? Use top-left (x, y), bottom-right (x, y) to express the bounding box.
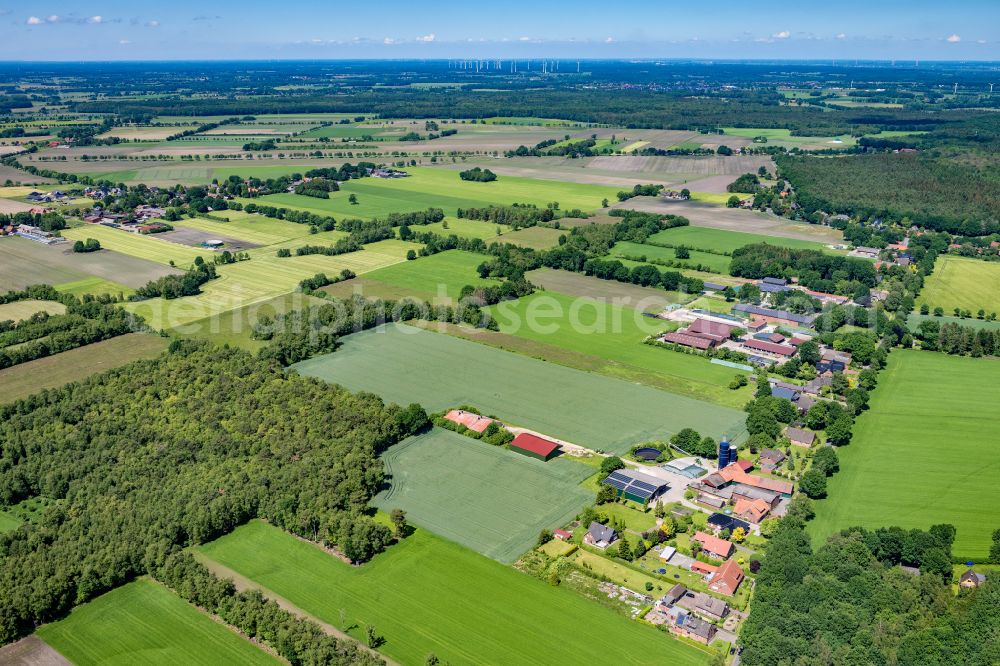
top-left (0, 341), bottom-right (426, 644)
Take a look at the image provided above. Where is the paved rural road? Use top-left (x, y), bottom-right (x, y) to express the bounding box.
top-left (194, 553), bottom-right (401, 666)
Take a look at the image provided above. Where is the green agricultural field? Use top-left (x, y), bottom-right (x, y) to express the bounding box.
top-left (907, 313), bottom-right (1000, 332)
top-left (721, 127), bottom-right (857, 148)
top-left (646, 226), bottom-right (843, 255)
top-left (177, 214), bottom-right (315, 246)
top-left (55, 277), bottom-right (134, 298)
top-left (375, 427), bottom-right (593, 563)
top-left (917, 256), bottom-right (1000, 315)
top-left (128, 239), bottom-right (417, 329)
top-left (526, 267), bottom-right (693, 309)
top-left (0, 511), bottom-right (20, 533)
top-left (245, 167), bottom-right (620, 220)
top-left (498, 226), bottom-right (566, 249)
top-left (318, 277), bottom-right (435, 303)
top-left (0, 334), bottom-right (168, 405)
top-left (0, 299), bottom-right (66, 322)
top-left (198, 521), bottom-right (709, 666)
top-left (291, 323), bottom-right (746, 452)
top-left (173, 291), bottom-right (327, 351)
top-left (61, 226), bottom-right (209, 268)
top-left (488, 290), bottom-right (746, 406)
top-left (610, 240), bottom-right (732, 273)
top-left (419, 217), bottom-right (509, 240)
top-left (363, 249), bottom-right (492, 301)
top-left (809, 350), bottom-right (1000, 560)
top-left (36, 578), bottom-right (280, 666)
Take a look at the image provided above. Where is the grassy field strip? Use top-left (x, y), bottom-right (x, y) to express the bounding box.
top-left (173, 292), bottom-right (327, 351)
top-left (374, 428), bottom-right (593, 563)
top-left (0, 511), bottom-right (21, 533)
top-left (420, 217), bottom-right (509, 240)
top-left (809, 350), bottom-right (1000, 559)
top-left (497, 226), bottom-right (565, 250)
top-left (127, 240), bottom-right (419, 330)
top-left (487, 290), bottom-right (747, 406)
top-left (363, 249), bottom-right (493, 301)
top-left (907, 313), bottom-right (1000, 332)
top-left (176, 215), bottom-right (317, 246)
top-left (610, 240), bottom-right (732, 273)
top-left (291, 323), bottom-right (747, 452)
top-left (61, 225), bottom-right (209, 268)
top-left (646, 225), bottom-right (844, 254)
top-left (197, 521), bottom-right (710, 666)
top-left (36, 578), bottom-right (281, 666)
top-left (0, 299), bottom-right (66, 322)
top-left (0, 334), bottom-right (169, 405)
top-left (54, 277), bottom-right (135, 298)
top-left (525, 267), bottom-right (692, 310)
top-left (917, 255), bottom-right (1000, 314)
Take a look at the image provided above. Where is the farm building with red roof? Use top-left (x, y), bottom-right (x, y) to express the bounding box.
top-left (443, 409), bottom-right (495, 434)
top-left (509, 433), bottom-right (560, 461)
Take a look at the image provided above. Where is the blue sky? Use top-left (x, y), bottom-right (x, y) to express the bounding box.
top-left (2, 0), bottom-right (997, 60)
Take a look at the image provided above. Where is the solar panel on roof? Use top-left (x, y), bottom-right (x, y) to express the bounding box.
top-left (630, 480), bottom-right (658, 492)
top-left (608, 470), bottom-right (630, 481)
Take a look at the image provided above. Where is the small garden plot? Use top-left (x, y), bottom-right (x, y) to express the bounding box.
top-left (419, 217), bottom-right (509, 240)
top-left (36, 578), bottom-right (280, 666)
top-left (375, 427), bottom-right (593, 563)
top-left (291, 323), bottom-right (747, 453)
top-left (525, 267), bottom-right (691, 310)
top-left (176, 214), bottom-right (315, 246)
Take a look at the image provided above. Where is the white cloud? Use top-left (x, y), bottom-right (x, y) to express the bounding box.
top-left (977, 39), bottom-right (987, 44)
top-left (416, 33), bottom-right (435, 42)
top-left (836, 33), bottom-right (847, 40)
top-left (946, 34), bottom-right (961, 43)
top-left (773, 30), bottom-right (790, 39)
top-left (519, 36), bottom-right (530, 41)
top-left (383, 37), bottom-right (396, 44)
top-left (119, 39), bottom-right (130, 44)
top-left (26, 15), bottom-right (42, 24)
top-left (604, 36), bottom-right (614, 43)
top-left (146, 19), bottom-right (160, 27)
top-left (47, 15), bottom-right (60, 22)
top-left (87, 15), bottom-right (102, 24)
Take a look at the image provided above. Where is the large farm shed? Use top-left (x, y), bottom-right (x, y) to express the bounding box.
top-left (603, 468), bottom-right (669, 503)
top-left (509, 433), bottom-right (560, 461)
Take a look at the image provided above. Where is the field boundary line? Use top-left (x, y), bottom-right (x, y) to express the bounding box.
top-left (193, 551), bottom-right (400, 666)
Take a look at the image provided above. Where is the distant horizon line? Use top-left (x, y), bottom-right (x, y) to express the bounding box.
top-left (0, 57), bottom-right (998, 65)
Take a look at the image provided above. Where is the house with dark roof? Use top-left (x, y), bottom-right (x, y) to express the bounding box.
top-left (584, 522), bottom-right (617, 549)
top-left (671, 612), bottom-right (717, 645)
top-left (706, 513), bottom-right (750, 535)
top-left (672, 587), bottom-right (730, 621)
top-left (960, 568), bottom-right (987, 588)
top-left (771, 385), bottom-right (801, 401)
top-left (785, 427), bottom-right (816, 448)
top-left (759, 448), bottom-right (787, 472)
top-left (602, 468), bottom-right (669, 503)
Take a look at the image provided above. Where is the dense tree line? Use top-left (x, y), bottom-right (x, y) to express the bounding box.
top-left (777, 153), bottom-right (1000, 236)
top-left (154, 552), bottom-right (384, 665)
top-left (132, 259), bottom-right (218, 299)
top-left (914, 319), bottom-right (1000, 357)
top-left (457, 204), bottom-right (554, 228)
top-left (0, 292), bottom-right (141, 371)
top-left (729, 243), bottom-right (878, 293)
top-left (740, 521), bottom-right (997, 665)
top-left (255, 295), bottom-right (498, 365)
top-left (295, 178), bottom-right (339, 199)
top-left (0, 342), bottom-right (425, 644)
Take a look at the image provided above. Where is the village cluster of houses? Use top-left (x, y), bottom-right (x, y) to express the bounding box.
top-left (0, 223), bottom-right (65, 244)
top-left (82, 204), bottom-right (169, 234)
